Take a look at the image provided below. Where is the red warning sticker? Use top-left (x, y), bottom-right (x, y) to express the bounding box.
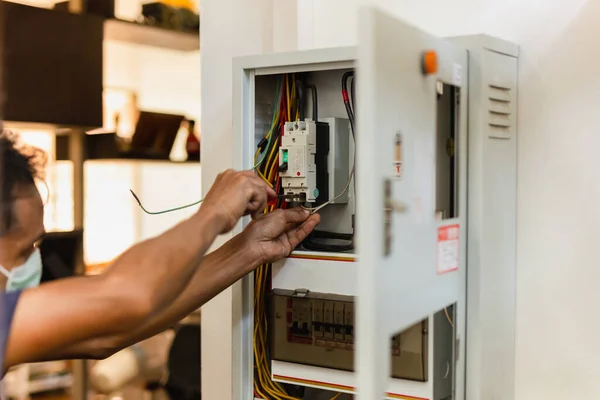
top-left (437, 224), bottom-right (459, 274)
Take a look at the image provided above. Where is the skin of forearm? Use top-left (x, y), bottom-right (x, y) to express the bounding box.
top-left (102, 207), bottom-right (222, 323)
top-left (57, 233), bottom-right (260, 358)
top-left (116, 233), bottom-right (261, 348)
top-left (6, 208), bottom-right (225, 365)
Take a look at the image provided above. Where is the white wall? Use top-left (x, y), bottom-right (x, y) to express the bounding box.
top-left (200, 0), bottom-right (300, 398)
top-left (300, 0), bottom-right (599, 399)
top-left (200, 0), bottom-right (275, 398)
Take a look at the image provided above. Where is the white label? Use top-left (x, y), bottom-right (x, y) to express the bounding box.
top-left (453, 63), bottom-right (463, 86)
top-left (437, 224), bottom-right (459, 274)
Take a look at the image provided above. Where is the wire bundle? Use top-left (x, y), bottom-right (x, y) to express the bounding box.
top-left (253, 74), bottom-right (302, 400)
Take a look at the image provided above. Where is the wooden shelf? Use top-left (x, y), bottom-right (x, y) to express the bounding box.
top-left (104, 18), bottom-right (199, 51)
top-left (84, 157), bottom-right (199, 164)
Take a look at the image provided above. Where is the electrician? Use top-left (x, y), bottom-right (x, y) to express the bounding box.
top-left (0, 131), bottom-right (320, 374)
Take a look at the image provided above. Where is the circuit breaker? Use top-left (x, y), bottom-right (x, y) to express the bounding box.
top-left (270, 290), bottom-right (428, 382)
top-left (278, 120), bottom-right (329, 204)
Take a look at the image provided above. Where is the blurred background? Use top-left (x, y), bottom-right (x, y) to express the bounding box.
top-left (0, 0), bottom-right (201, 399)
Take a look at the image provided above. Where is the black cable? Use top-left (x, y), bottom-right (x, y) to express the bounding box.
top-left (306, 84), bottom-right (318, 121)
top-left (259, 131), bottom-right (279, 173)
top-left (350, 75), bottom-right (356, 112)
top-left (341, 72), bottom-right (355, 138)
top-left (302, 230), bottom-right (354, 252)
top-left (302, 237), bottom-right (353, 253)
top-left (295, 79), bottom-right (306, 121)
top-left (311, 230), bottom-right (353, 240)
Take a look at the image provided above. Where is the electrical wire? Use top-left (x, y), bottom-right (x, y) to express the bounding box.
top-left (253, 75), bottom-right (304, 400)
top-left (303, 72), bottom-right (356, 216)
top-left (301, 71), bottom-right (357, 255)
top-left (130, 78), bottom-right (284, 215)
top-left (296, 79), bottom-right (306, 121)
top-left (341, 71), bottom-right (355, 140)
top-left (306, 84), bottom-right (318, 121)
top-left (302, 167), bottom-right (354, 214)
top-left (349, 75), bottom-right (355, 111)
top-left (129, 190), bottom-right (203, 215)
top-left (302, 230), bottom-right (353, 252)
top-left (444, 308), bottom-right (454, 328)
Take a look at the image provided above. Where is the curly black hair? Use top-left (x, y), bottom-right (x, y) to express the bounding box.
top-left (0, 130), bottom-right (47, 234)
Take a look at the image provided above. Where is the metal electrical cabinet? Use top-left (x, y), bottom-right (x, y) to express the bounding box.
top-left (232, 6), bottom-right (518, 400)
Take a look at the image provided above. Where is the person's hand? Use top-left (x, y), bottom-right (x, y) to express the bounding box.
top-left (237, 208), bottom-right (320, 265)
top-left (201, 170), bottom-right (276, 234)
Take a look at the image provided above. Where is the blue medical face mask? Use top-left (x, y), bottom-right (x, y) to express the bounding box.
top-left (0, 248), bottom-right (42, 292)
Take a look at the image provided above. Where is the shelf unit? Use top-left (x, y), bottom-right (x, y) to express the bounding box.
top-left (0, 0), bottom-right (200, 400)
top-left (53, 0), bottom-right (200, 52)
top-left (104, 18), bottom-right (199, 51)
top-left (0, 1), bottom-right (201, 398)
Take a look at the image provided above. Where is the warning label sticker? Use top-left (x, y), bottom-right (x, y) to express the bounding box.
top-left (437, 224), bottom-right (459, 274)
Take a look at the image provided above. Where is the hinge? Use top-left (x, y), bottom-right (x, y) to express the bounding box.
top-left (384, 180), bottom-right (392, 256)
top-left (455, 335), bottom-right (460, 362)
top-left (383, 179), bottom-right (408, 256)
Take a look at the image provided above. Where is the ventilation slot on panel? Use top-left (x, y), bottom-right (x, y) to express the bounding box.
top-left (488, 84), bottom-right (513, 139)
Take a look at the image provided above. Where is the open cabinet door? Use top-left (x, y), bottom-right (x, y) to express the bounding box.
top-left (355, 7), bottom-right (468, 400)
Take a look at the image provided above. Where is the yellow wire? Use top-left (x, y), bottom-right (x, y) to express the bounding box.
top-left (286, 75), bottom-right (291, 122)
top-left (255, 269), bottom-right (294, 400)
top-left (255, 149), bottom-right (273, 187)
top-left (291, 75), bottom-right (297, 122)
top-left (253, 74), bottom-right (305, 400)
top-left (444, 308), bottom-right (454, 328)
top-left (254, 267), bottom-right (277, 398)
top-left (253, 129), bottom-right (298, 400)
top-left (260, 211), bottom-right (293, 400)
top-left (261, 78), bottom-right (296, 400)
top-left (330, 393), bottom-right (342, 400)
top-left (256, 105), bottom-right (282, 186)
top-left (266, 147), bottom-right (279, 183)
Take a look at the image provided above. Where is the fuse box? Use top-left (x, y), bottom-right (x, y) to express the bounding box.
top-left (270, 290), bottom-right (428, 381)
top-left (232, 10), bottom-right (519, 399)
top-left (242, 59), bottom-right (455, 400)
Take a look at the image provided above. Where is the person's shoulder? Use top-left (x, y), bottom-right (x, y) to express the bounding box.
top-left (0, 291), bottom-right (21, 375)
top-left (0, 291), bottom-right (20, 318)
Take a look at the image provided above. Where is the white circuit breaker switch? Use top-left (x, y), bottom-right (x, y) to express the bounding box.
top-left (279, 120), bottom-right (320, 202)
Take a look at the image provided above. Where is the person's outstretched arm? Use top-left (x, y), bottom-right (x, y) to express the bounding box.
top-left (40, 208), bottom-right (320, 360)
top-left (3, 170), bottom-right (274, 371)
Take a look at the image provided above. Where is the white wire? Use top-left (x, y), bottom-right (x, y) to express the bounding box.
top-left (302, 167), bottom-right (354, 214)
top-left (304, 94), bottom-right (356, 215)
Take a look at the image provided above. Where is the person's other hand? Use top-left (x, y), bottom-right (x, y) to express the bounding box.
top-left (201, 170), bottom-right (276, 234)
top-left (239, 208), bottom-right (320, 265)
